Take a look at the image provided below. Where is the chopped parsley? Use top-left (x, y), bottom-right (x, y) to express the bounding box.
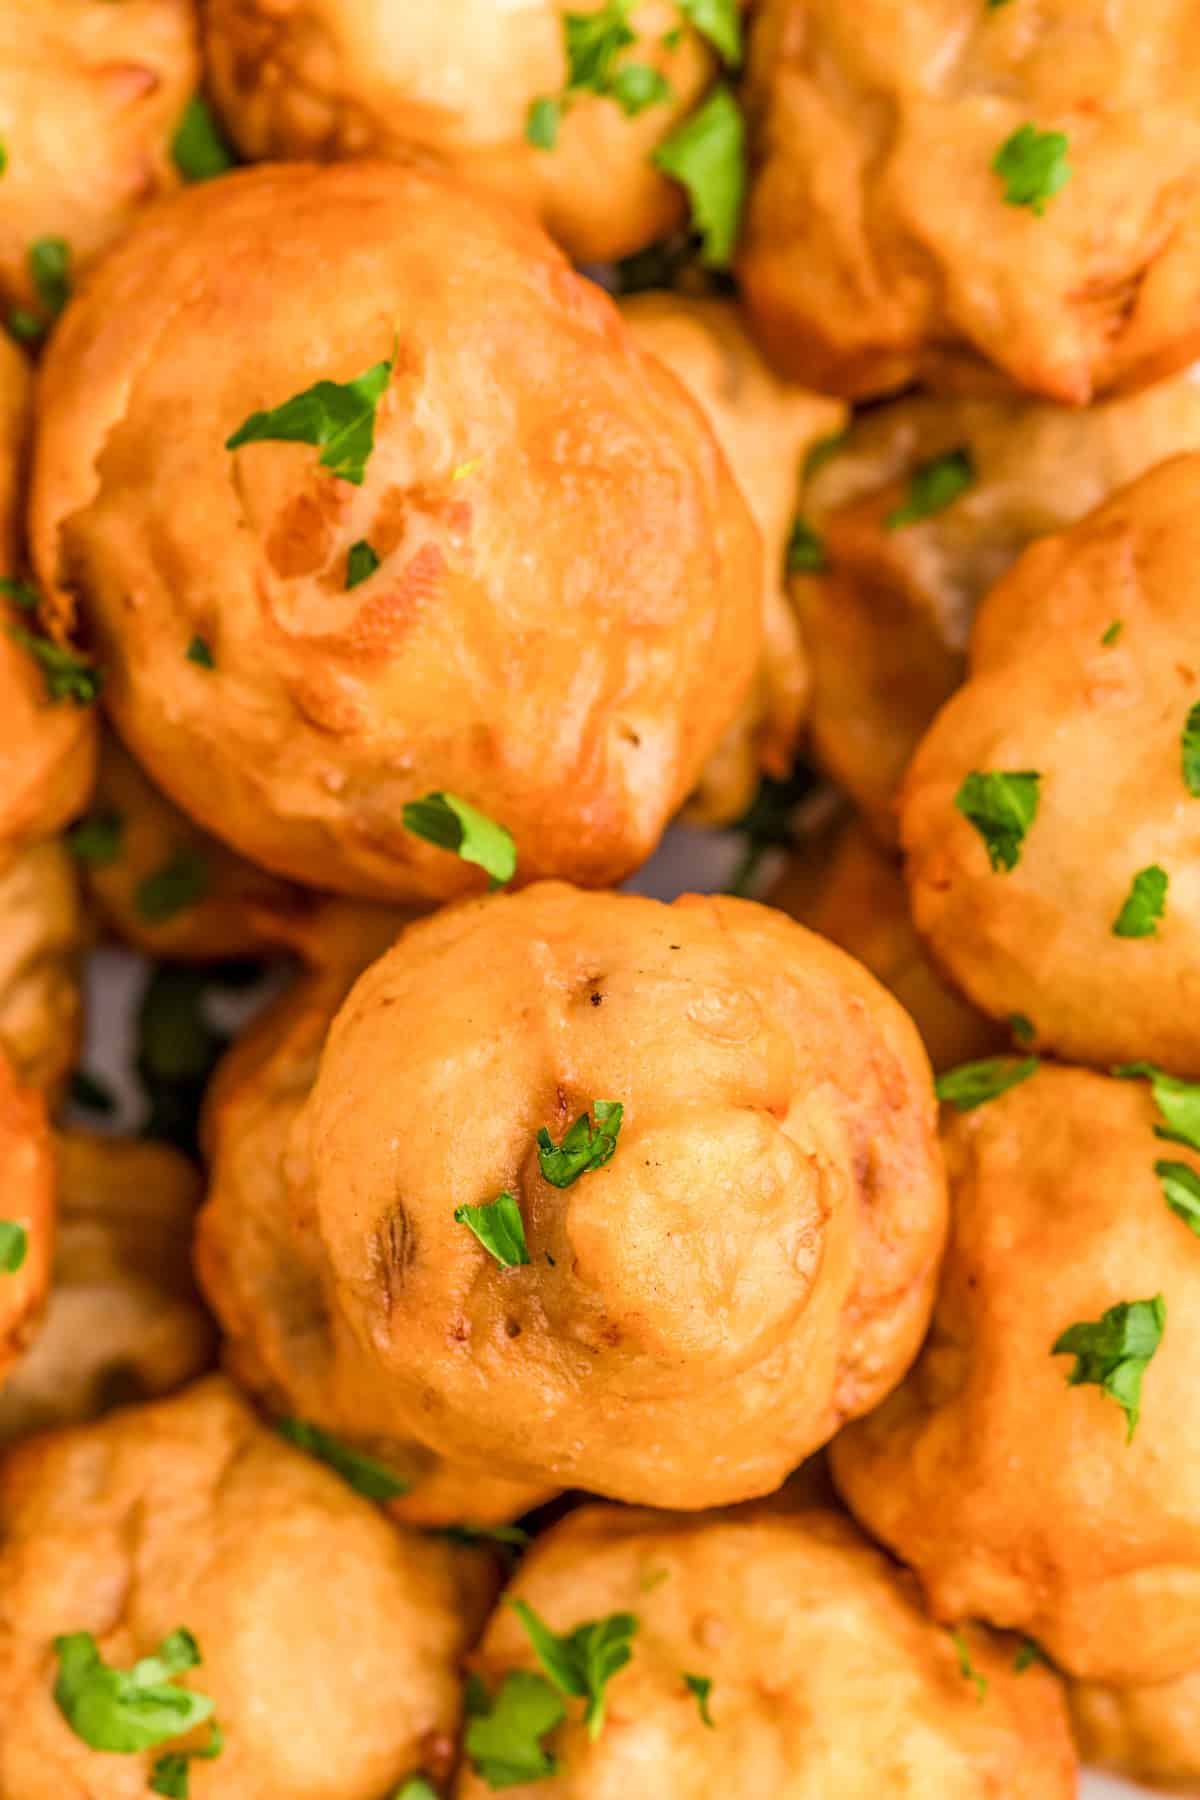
top-left (0, 575), bottom-right (39, 610)
top-left (454, 1193), bottom-right (530, 1268)
top-left (1115, 1062), bottom-right (1200, 1153)
top-left (29, 236), bottom-right (71, 318)
top-left (390, 1780), bottom-right (439, 1800)
top-left (135, 848), bottom-right (210, 924)
top-left (1013, 1639), bottom-right (1047, 1673)
top-left (185, 634), bottom-right (214, 669)
top-left (1100, 619), bottom-right (1123, 647)
top-left (67, 810), bottom-right (124, 867)
top-left (725, 763), bottom-right (814, 898)
top-left (950, 1628), bottom-right (988, 1704)
top-left (885, 448), bottom-right (975, 530)
top-left (150, 1722), bottom-right (224, 1797)
top-left (437, 1522), bottom-right (531, 1552)
top-left (275, 1418), bottom-right (410, 1500)
top-left (1182, 701), bottom-right (1200, 797)
top-left (653, 85), bottom-right (746, 268)
top-left (171, 95), bottom-right (235, 182)
top-left (1008, 1013), bottom-right (1036, 1046)
top-left (991, 123), bottom-right (1071, 214)
top-left (510, 1600), bottom-right (637, 1740)
top-left (9, 625), bottom-right (101, 704)
top-left (953, 769), bottom-right (1040, 872)
top-left (346, 540), bottom-right (380, 589)
top-left (0, 1220), bottom-right (28, 1272)
top-left (935, 1056), bottom-right (1039, 1112)
top-left (1051, 1294), bottom-right (1166, 1441)
top-left (226, 353), bottom-right (393, 486)
top-left (1112, 864), bottom-right (1167, 939)
top-left (676, 0), bottom-right (742, 64)
top-left (402, 791), bottom-right (516, 887)
top-left (786, 516), bottom-right (827, 573)
top-left (1155, 1160), bottom-right (1200, 1238)
top-left (526, 1), bottom-right (669, 148)
top-left (52, 1628), bottom-right (215, 1754)
top-left (526, 96), bottom-right (562, 149)
top-left (464, 1670), bottom-right (565, 1788)
top-left (537, 1102), bottom-right (623, 1187)
top-left (683, 1672), bottom-right (714, 1726)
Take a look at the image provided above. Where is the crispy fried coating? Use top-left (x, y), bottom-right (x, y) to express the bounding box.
top-left (0, 1375), bottom-right (495, 1798)
top-left (0, 838), bottom-right (85, 1098)
top-left (31, 162), bottom-right (760, 900)
top-left (0, 0), bottom-right (196, 322)
top-left (832, 1063), bottom-right (1200, 1685)
top-left (197, 957), bottom-right (553, 1529)
top-left (619, 293), bottom-right (844, 824)
top-left (456, 1503), bottom-right (1077, 1798)
top-left (739, 0), bottom-right (1200, 403)
top-left (770, 817), bottom-right (1003, 1073)
top-left (0, 1133), bottom-right (215, 1446)
top-left (202, 0), bottom-right (721, 263)
top-left (199, 880), bottom-right (945, 1507)
top-left (797, 376), bottom-right (1200, 842)
top-left (902, 454), bottom-right (1200, 1074)
top-left (0, 1051), bottom-right (53, 1388)
top-left (0, 333), bottom-right (94, 857)
top-left (1071, 1663), bottom-right (1200, 1791)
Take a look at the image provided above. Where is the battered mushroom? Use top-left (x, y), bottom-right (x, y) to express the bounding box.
top-left (796, 376), bottom-right (1200, 841)
top-left (1071, 1663), bottom-right (1200, 1791)
top-left (31, 161), bottom-right (760, 901)
top-left (832, 1062), bottom-right (1200, 1685)
top-left (202, 0), bottom-right (729, 264)
top-left (199, 880), bottom-right (946, 1508)
top-left (738, 0), bottom-right (1200, 402)
top-left (770, 816), bottom-right (1003, 1073)
top-left (0, 1133), bottom-right (215, 1445)
top-left (0, 0), bottom-right (196, 333)
top-left (0, 1049), bottom-right (53, 1388)
top-left (456, 1503), bottom-right (1077, 1797)
top-left (0, 332), bottom-right (93, 856)
top-left (619, 293), bottom-right (844, 823)
top-left (0, 838), bottom-right (85, 1098)
top-left (901, 454), bottom-right (1200, 1073)
top-left (0, 1375), bottom-right (494, 1798)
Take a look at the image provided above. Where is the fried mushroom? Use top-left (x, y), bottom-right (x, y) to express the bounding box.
top-left (32, 161), bottom-right (760, 901)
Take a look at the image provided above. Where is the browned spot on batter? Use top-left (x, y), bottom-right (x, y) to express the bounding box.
top-left (265, 486), bottom-right (345, 579)
top-left (340, 541), bottom-right (446, 656)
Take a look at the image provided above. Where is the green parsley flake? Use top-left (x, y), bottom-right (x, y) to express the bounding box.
top-left (991, 123), bottom-right (1071, 215)
top-left (1051, 1294), bottom-right (1166, 1442)
top-left (537, 1102), bottom-right (623, 1187)
top-left (0, 575), bottom-right (39, 611)
top-left (185, 634), bottom-right (215, 669)
top-left (455, 1192), bottom-right (530, 1268)
top-left (1100, 619), bottom-right (1123, 647)
top-left (676, 0), bottom-right (742, 65)
top-left (150, 1722), bottom-right (224, 1798)
top-left (510, 1599), bottom-right (638, 1740)
top-left (67, 810), bottom-right (124, 867)
top-left (786, 517), bottom-right (827, 573)
top-left (52, 1628), bottom-right (215, 1755)
top-left (226, 354), bottom-right (393, 486)
top-left (171, 96), bottom-right (235, 182)
top-left (885, 449), bottom-right (975, 530)
top-left (9, 625), bottom-right (101, 704)
top-left (653, 85), bottom-right (746, 269)
top-left (526, 95), bottom-right (562, 148)
top-left (402, 791), bottom-right (516, 887)
top-left (954, 769), bottom-right (1040, 872)
top-left (950, 1629), bottom-right (988, 1704)
top-left (275, 1417), bottom-right (410, 1500)
top-left (1182, 701), bottom-right (1200, 797)
top-left (611, 62), bottom-right (673, 115)
top-left (438, 1522), bottom-right (531, 1552)
top-left (1013, 1639), bottom-right (1047, 1673)
top-left (684, 1672), bottom-right (714, 1726)
top-left (135, 849), bottom-right (210, 924)
top-left (1112, 864), bottom-right (1167, 939)
top-left (6, 308), bottom-right (42, 346)
top-left (464, 1670), bottom-right (565, 1788)
top-left (1008, 1013), bottom-right (1036, 1046)
top-left (935, 1056), bottom-right (1039, 1112)
top-left (346, 540), bottom-right (381, 589)
top-left (1114, 1062), bottom-right (1200, 1153)
top-left (0, 1220), bottom-right (28, 1273)
top-left (29, 236), bottom-right (71, 318)
top-left (389, 1780), bottom-right (439, 1800)
top-left (1155, 1160), bottom-right (1200, 1238)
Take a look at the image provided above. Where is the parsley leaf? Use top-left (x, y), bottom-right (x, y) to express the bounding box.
top-left (454, 1193), bottom-right (530, 1268)
top-left (885, 448), bottom-right (975, 530)
top-left (67, 810), bottom-right (124, 867)
top-left (991, 123), bottom-right (1071, 214)
top-left (1051, 1295), bottom-right (1166, 1442)
top-left (0, 1220), bottom-right (28, 1272)
top-left (510, 1600), bottom-right (638, 1740)
top-left (9, 625), bottom-right (101, 704)
top-left (954, 769), bottom-right (1040, 872)
top-left (390, 1780), bottom-right (439, 1800)
top-left (525, 96), bottom-right (561, 149)
top-left (653, 85), bottom-right (745, 268)
top-left (611, 62), bottom-right (673, 114)
top-left (465, 1669), bottom-right (565, 1788)
top-left (186, 634), bottom-right (214, 669)
top-left (1114, 1062), bottom-right (1200, 1153)
top-left (171, 96), bottom-right (235, 182)
top-left (1112, 864), bottom-right (1167, 938)
top-left (29, 236), bottom-right (71, 318)
top-left (0, 575), bottom-right (39, 610)
top-left (1155, 1160), bottom-right (1200, 1238)
top-left (935, 1056), bottom-right (1039, 1112)
top-left (437, 1522), bottom-right (531, 1552)
top-left (346, 540), bottom-right (380, 589)
top-left (135, 849), bottom-right (210, 924)
top-left (683, 1672), bottom-right (714, 1726)
top-left (677, 0), bottom-right (742, 64)
top-left (275, 1417), bottom-right (410, 1500)
top-left (950, 1629), bottom-right (988, 1703)
top-left (52, 1629), bottom-right (214, 1753)
top-left (537, 1102), bottom-right (623, 1187)
top-left (1009, 1013), bottom-right (1036, 1046)
top-left (725, 763), bottom-right (814, 898)
top-left (402, 791), bottom-right (516, 887)
top-left (1013, 1639), bottom-right (1047, 1673)
top-left (1182, 702), bottom-right (1200, 797)
top-left (149, 1721), bottom-right (224, 1797)
top-left (564, 2), bottom-right (637, 94)
top-left (1100, 619), bottom-right (1123, 647)
top-left (226, 354), bottom-right (393, 486)
top-left (786, 517), bottom-right (827, 573)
